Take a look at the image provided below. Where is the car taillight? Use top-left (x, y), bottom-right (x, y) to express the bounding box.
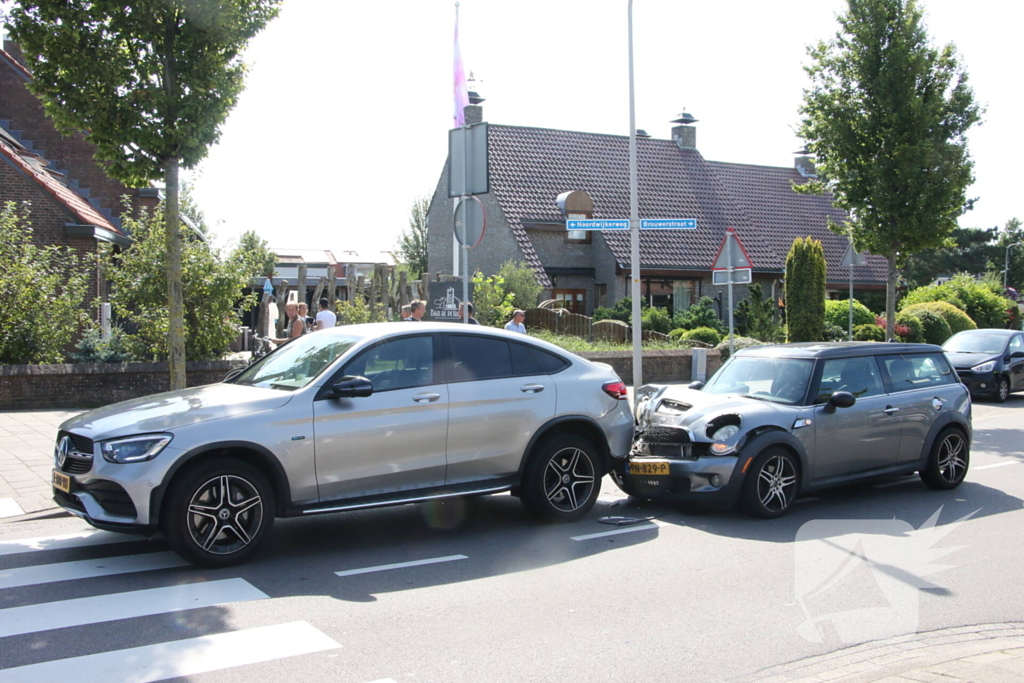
top-left (603, 380), bottom-right (628, 400)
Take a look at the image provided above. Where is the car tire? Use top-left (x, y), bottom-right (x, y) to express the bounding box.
top-left (162, 457), bottom-right (275, 568)
top-left (741, 447), bottom-right (799, 519)
top-left (995, 376), bottom-right (1010, 403)
top-left (521, 434), bottom-right (601, 523)
top-left (920, 427), bottom-right (969, 490)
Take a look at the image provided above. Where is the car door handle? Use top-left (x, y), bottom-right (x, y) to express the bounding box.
top-left (412, 393), bottom-right (440, 403)
top-left (883, 406), bottom-right (899, 415)
top-left (520, 384), bottom-right (545, 394)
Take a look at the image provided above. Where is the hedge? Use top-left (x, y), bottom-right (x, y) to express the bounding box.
top-left (901, 301), bottom-right (976, 335)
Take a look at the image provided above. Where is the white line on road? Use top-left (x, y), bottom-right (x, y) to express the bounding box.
top-left (0, 621), bottom-right (340, 683)
top-left (571, 521), bottom-right (662, 541)
top-left (335, 554), bottom-right (468, 578)
top-left (0, 551), bottom-right (189, 590)
top-left (0, 578), bottom-right (267, 638)
top-left (0, 498), bottom-right (25, 519)
top-left (974, 461), bottom-right (1021, 470)
top-left (0, 530), bottom-right (139, 557)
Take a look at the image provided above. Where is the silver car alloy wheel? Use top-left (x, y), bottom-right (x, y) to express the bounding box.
top-left (757, 454), bottom-right (797, 512)
top-left (998, 378), bottom-right (1009, 402)
top-left (187, 474), bottom-right (264, 555)
top-left (544, 447), bottom-right (596, 512)
top-left (937, 433), bottom-right (967, 484)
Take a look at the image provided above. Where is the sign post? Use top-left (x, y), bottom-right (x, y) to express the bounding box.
top-left (448, 122), bottom-right (490, 323)
top-left (711, 228), bottom-right (755, 355)
top-left (840, 241), bottom-right (868, 340)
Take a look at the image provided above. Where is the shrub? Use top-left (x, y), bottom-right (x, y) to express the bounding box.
top-left (905, 309), bottom-right (952, 345)
top-left (672, 296), bottom-right (723, 332)
top-left (900, 273), bottom-right (1013, 329)
top-left (824, 322), bottom-right (847, 342)
top-left (680, 327), bottom-right (721, 346)
top-left (71, 327), bottom-right (134, 363)
top-left (785, 236), bottom-right (827, 341)
top-left (901, 301), bottom-right (976, 335)
top-left (641, 306), bottom-right (673, 334)
top-left (497, 260), bottom-right (543, 311)
top-left (824, 298), bottom-right (876, 330)
top-left (893, 312), bottom-right (924, 343)
top-left (853, 324), bottom-right (886, 341)
top-left (734, 283), bottom-right (783, 341)
top-left (471, 271), bottom-right (515, 327)
top-left (596, 297), bottom-right (636, 323)
top-left (715, 336), bottom-right (767, 361)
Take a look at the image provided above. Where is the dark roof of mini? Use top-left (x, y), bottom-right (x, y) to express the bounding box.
top-left (735, 341), bottom-right (945, 359)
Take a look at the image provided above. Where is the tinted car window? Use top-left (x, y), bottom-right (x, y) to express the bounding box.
top-left (343, 336), bottom-right (434, 391)
top-left (531, 347), bottom-right (569, 373)
top-left (510, 342), bottom-right (543, 376)
top-left (450, 336), bottom-right (513, 381)
top-left (882, 353), bottom-right (956, 392)
top-left (816, 357), bottom-right (885, 402)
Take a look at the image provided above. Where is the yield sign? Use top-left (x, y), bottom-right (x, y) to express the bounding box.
top-left (711, 228), bottom-right (754, 270)
top-left (840, 242), bottom-right (868, 267)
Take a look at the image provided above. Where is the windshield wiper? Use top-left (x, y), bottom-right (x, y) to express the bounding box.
top-left (741, 394), bottom-right (773, 402)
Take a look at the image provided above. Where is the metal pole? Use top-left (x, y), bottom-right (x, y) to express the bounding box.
top-left (462, 114), bottom-right (470, 324)
top-left (849, 264), bottom-right (854, 341)
top-left (463, 244), bottom-right (470, 323)
top-left (727, 236), bottom-right (734, 355)
top-left (627, 0), bottom-right (642, 400)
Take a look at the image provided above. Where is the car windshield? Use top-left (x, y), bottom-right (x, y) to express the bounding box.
top-left (232, 334), bottom-right (360, 391)
top-left (943, 333), bottom-right (1006, 355)
top-left (703, 356), bottom-right (814, 405)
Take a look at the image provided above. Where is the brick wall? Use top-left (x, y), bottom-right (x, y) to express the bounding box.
top-left (576, 348), bottom-right (722, 385)
top-left (0, 361), bottom-right (248, 410)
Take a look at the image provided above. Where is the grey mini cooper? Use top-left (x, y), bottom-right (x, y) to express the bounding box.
top-left (51, 323), bottom-right (634, 566)
top-left (611, 342), bottom-right (971, 517)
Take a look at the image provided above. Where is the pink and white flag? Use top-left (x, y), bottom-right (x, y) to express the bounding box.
top-left (453, 4), bottom-right (470, 128)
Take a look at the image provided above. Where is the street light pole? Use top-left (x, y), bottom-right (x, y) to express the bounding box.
top-left (627, 0), bottom-right (642, 401)
top-left (1005, 242), bottom-right (1022, 290)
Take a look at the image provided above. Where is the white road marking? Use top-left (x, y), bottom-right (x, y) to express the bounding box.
top-left (0, 578), bottom-right (267, 638)
top-left (974, 461), bottom-right (1021, 470)
top-left (571, 521), bottom-right (662, 541)
top-left (0, 551), bottom-right (189, 590)
top-left (335, 554), bottom-right (468, 577)
top-left (0, 621), bottom-right (340, 683)
top-left (0, 530), bottom-right (139, 557)
top-left (873, 477), bottom-right (918, 489)
top-left (0, 498), bottom-right (25, 519)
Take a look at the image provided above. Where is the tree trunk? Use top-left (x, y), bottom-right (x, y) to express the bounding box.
top-left (327, 267), bottom-right (337, 312)
top-left (164, 157), bottom-right (186, 390)
top-left (296, 264), bottom-right (307, 312)
top-left (886, 252), bottom-right (898, 340)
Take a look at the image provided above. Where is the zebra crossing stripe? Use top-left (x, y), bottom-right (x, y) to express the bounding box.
top-left (0, 621), bottom-right (341, 683)
top-left (0, 551), bottom-right (189, 590)
top-left (0, 530), bottom-right (138, 557)
top-left (0, 578), bottom-right (268, 638)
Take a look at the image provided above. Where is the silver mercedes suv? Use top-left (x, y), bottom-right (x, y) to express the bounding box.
top-left (51, 323), bottom-right (634, 567)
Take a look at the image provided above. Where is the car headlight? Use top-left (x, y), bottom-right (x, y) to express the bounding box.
top-left (709, 424), bottom-right (741, 455)
top-left (101, 434), bottom-right (173, 464)
top-left (971, 360), bottom-right (996, 374)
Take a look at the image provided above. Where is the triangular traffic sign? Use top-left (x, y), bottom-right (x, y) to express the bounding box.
top-left (711, 228), bottom-right (754, 270)
top-left (840, 242), bottom-right (868, 267)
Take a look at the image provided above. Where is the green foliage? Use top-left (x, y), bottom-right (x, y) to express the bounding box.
top-left (472, 271), bottom-right (515, 327)
top-left (894, 311), bottom-right (924, 342)
top-left (824, 298), bottom-right (876, 331)
top-left (0, 202), bottom-right (91, 363)
top-left (824, 322), bottom-right (847, 342)
top-left (72, 327), bottom-right (133, 363)
top-left (904, 309), bottom-right (952, 345)
top-left (786, 237), bottom-right (827, 342)
top-left (101, 206), bottom-right (255, 361)
top-left (901, 301), bottom-right (976, 334)
top-left (641, 307), bottom-right (673, 334)
top-left (900, 273), bottom-right (1012, 328)
top-left (833, 289), bottom-right (888, 315)
top-left (232, 230), bottom-right (276, 278)
top-left (999, 218), bottom-right (1024, 292)
top-left (672, 296), bottom-right (723, 332)
top-left (715, 336), bottom-right (768, 361)
top-left (901, 226), bottom-right (1001, 288)
top-left (853, 324), bottom-right (886, 341)
top-left (528, 329), bottom-right (693, 353)
top-left (678, 327), bottom-right (721, 346)
top-left (594, 297), bottom-right (635, 324)
top-left (797, 0), bottom-right (981, 330)
top-left (734, 284), bottom-right (783, 342)
top-left (497, 260), bottom-right (543, 311)
top-left (336, 295), bottom-right (385, 325)
top-left (396, 196), bottom-right (429, 277)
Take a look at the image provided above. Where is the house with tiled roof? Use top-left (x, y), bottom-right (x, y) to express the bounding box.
top-left (0, 41), bottom-right (158, 301)
top-left (426, 104), bottom-right (888, 317)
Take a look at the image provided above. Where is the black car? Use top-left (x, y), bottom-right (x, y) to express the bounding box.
top-left (942, 329), bottom-right (1024, 402)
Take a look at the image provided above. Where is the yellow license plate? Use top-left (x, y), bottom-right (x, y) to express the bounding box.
top-left (627, 461), bottom-right (670, 476)
top-left (52, 469), bottom-right (71, 493)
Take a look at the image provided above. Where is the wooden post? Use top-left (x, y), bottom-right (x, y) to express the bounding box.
top-left (311, 277), bottom-right (326, 309)
top-left (274, 280), bottom-right (289, 337)
top-left (327, 267), bottom-right (337, 312)
top-left (398, 270), bottom-right (409, 307)
top-left (296, 264), bottom-right (307, 312)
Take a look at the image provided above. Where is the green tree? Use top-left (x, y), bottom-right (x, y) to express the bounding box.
top-left (471, 271), bottom-right (515, 327)
top-left (233, 230), bottom-right (277, 279)
top-left (734, 284), bottom-right (783, 341)
top-left (900, 273), bottom-right (1012, 328)
top-left (785, 237), bottom-right (827, 342)
top-left (672, 296), bottom-right (723, 332)
top-left (824, 298), bottom-right (876, 330)
top-left (8, 0), bottom-right (281, 388)
top-left (497, 260), bottom-right (543, 311)
top-left (997, 218), bottom-right (1024, 292)
top-left (901, 227), bottom-right (1000, 288)
top-left (797, 0), bottom-right (981, 339)
top-left (0, 202), bottom-right (90, 363)
top-left (101, 206), bottom-right (256, 361)
top-left (396, 196), bottom-right (429, 277)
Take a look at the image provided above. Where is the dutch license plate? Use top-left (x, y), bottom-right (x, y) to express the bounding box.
top-left (627, 461), bottom-right (670, 476)
top-left (52, 469), bottom-right (71, 493)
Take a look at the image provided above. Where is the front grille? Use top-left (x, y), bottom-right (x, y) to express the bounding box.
top-left (80, 480), bottom-right (136, 518)
top-left (61, 454), bottom-right (93, 474)
top-left (53, 488), bottom-right (86, 513)
top-left (57, 430), bottom-right (94, 474)
top-left (60, 431), bottom-right (94, 454)
top-left (640, 426), bottom-right (691, 445)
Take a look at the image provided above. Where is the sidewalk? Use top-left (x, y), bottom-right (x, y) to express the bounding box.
top-left (0, 409), bottom-right (81, 518)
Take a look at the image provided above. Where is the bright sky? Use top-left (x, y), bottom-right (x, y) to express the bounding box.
top-left (5, 1), bottom-right (1021, 258)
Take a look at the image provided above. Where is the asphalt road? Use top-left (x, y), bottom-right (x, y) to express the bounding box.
top-left (1, 396), bottom-right (1022, 682)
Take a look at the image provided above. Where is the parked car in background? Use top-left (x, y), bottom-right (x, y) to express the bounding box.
top-left (51, 323), bottom-right (633, 567)
top-left (942, 329), bottom-right (1024, 402)
top-left (612, 342), bottom-right (971, 518)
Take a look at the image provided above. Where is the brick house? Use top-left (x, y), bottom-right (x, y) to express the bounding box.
top-left (426, 105), bottom-right (888, 317)
top-left (1, 42), bottom-right (158, 303)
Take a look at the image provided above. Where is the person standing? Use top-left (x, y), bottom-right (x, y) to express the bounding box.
top-left (316, 298), bottom-right (337, 330)
top-left (297, 302), bottom-right (313, 333)
top-left (458, 302), bottom-right (479, 325)
top-left (272, 302), bottom-right (305, 343)
top-left (505, 310), bottom-right (526, 333)
top-left (406, 300), bottom-right (426, 321)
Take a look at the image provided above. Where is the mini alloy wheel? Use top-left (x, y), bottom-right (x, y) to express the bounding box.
top-left (522, 434), bottom-right (601, 522)
top-left (742, 448), bottom-right (798, 519)
top-left (921, 427), bottom-right (969, 490)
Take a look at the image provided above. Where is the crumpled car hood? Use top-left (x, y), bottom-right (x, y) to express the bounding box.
top-left (59, 383), bottom-right (294, 442)
top-left (636, 385), bottom-right (796, 437)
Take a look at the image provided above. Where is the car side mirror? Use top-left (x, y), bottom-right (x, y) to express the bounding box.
top-left (688, 381), bottom-right (705, 390)
top-left (331, 375), bottom-right (373, 398)
top-left (825, 390), bottom-right (856, 413)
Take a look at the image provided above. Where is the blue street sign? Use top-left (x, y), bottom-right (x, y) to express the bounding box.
top-left (640, 218), bottom-right (697, 230)
top-left (565, 219), bottom-right (630, 231)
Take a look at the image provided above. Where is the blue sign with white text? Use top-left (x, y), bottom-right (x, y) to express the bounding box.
top-left (565, 219), bottom-right (630, 231)
top-left (640, 218), bottom-right (697, 230)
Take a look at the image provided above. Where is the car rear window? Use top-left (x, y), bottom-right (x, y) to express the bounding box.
top-left (510, 342), bottom-right (543, 376)
top-left (530, 347), bottom-right (569, 373)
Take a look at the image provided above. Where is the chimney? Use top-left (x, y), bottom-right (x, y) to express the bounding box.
top-left (670, 111), bottom-right (698, 150)
top-left (794, 148), bottom-right (817, 178)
